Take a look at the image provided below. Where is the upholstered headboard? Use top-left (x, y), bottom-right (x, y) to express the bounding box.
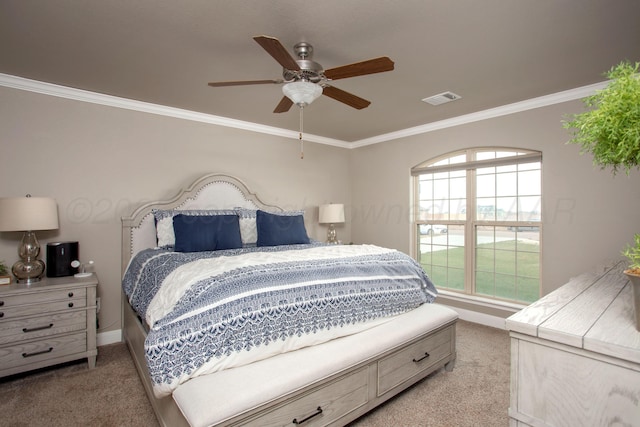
top-left (121, 173), bottom-right (282, 275)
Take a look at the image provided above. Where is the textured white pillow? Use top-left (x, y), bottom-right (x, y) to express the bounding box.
top-left (234, 209), bottom-right (258, 246)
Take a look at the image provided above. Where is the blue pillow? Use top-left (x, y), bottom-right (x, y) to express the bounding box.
top-left (256, 210), bottom-right (310, 246)
top-left (153, 209), bottom-right (238, 248)
top-left (173, 214), bottom-right (242, 252)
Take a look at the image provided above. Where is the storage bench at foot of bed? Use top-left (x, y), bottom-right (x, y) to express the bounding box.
top-left (172, 303), bottom-right (457, 427)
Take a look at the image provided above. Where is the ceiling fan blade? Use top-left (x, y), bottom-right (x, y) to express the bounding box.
top-left (324, 57), bottom-right (394, 80)
top-left (253, 35), bottom-right (301, 71)
top-left (273, 96), bottom-right (294, 113)
top-left (322, 86), bottom-right (371, 110)
top-left (208, 79), bottom-right (283, 87)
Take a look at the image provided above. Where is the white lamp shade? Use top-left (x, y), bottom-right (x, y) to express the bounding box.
top-left (0, 197), bottom-right (59, 231)
top-left (319, 204), bottom-right (345, 224)
top-left (282, 81), bottom-right (323, 106)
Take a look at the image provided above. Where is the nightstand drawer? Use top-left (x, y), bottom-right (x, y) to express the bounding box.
top-left (0, 297), bottom-right (86, 320)
top-left (0, 287), bottom-right (86, 307)
top-left (0, 311), bottom-right (87, 345)
top-left (377, 325), bottom-right (453, 395)
top-left (0, 332), bottom-right (87, 372)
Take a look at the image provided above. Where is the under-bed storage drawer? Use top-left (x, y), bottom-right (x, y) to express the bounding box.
top-left (241, 366), bottom-right (369, 427)
top-left (377, 325), bottom-right (454, 396)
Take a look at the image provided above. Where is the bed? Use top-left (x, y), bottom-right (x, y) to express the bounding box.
top-left (121, 173), bottom-right (458, 427)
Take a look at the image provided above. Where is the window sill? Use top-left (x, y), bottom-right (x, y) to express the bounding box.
top-left (435, 290), bottom-right (529, 329)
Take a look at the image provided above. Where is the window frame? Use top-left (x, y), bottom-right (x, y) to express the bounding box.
top-left (411, 147), bottom-right (542, 303)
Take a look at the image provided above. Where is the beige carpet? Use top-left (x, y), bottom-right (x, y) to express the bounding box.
top-left (0, 320), bottom-right (509, 427)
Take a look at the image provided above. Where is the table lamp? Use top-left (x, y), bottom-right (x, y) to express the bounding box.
top-left (319, 204), bottom-right (345, 244)
top-left (0, 195), bottom-right (59, 283)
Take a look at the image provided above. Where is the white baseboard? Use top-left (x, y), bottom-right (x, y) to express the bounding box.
top-left (442, 305), bottom-right (507, 330)
top-left (97, 329), bottom-right (122, 347)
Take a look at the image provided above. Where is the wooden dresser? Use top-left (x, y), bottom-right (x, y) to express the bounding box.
top-left (506, 259), bottom-right (640, 427)
top-left (0, 274), bottom-right (98, 377)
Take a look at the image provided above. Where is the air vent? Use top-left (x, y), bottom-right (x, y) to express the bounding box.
top-left (422, 91), bottom-right (462, 106)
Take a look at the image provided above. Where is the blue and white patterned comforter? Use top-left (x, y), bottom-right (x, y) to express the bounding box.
top-left (122, 243), bottom-right (437, 397)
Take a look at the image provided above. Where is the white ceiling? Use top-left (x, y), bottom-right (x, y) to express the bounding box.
top-left (2, 0), bottom-right (639, 143)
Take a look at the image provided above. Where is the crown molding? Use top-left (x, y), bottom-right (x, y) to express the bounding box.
top-left (350, 81), bottom-right (608, 148)
top-left (0, 73), bottom-right (606, 149)
top-left (0, 73), bottom-right (349, 148)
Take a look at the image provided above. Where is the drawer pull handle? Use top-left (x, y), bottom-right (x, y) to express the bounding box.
top-left (292, 406), bottom-right (323, 425)
top-left (413, 352), bottom-right (430, 363)
top-left (68, 303), bottom-right (74, 308)
top-left (0, 312), bottom-right (3, 318)
top-left (0, 301), bottom-right (4, 306)
top-left (23, 324), bottom-right (54, 333)
top-left (22, 347), bottom-right (53, 358)
top-left (68, 292), bottom-right (74, 298)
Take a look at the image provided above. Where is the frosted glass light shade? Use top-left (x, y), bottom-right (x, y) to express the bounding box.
top-left (282, 81), bottom-right (323, 106)
top-left (319, 204), bottom-right (345, 224)
top-left (0, 197), bottom-right (59, 231)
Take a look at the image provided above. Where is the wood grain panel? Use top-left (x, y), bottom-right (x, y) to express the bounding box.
top-left (537, 262), bottom-right (628, 347)
top-left (505, 259), bottom-right (621, 336)
top-left (517, 340), bottom-right (640, 427)
top-left (584, 282), bottom-right (640, 364)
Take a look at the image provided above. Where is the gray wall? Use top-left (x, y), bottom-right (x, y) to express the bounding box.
top-left (2, 84), bottom-right (639, 337)
top-left (349, 100), bottom-right (640, 299)
top-left (0, 86), bottom-right (352, 338)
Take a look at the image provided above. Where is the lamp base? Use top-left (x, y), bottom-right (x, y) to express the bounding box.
top-left (326, 224), bottom-right (340, 245)
top-left (12, 230), bottom-right (46, 284)
top-left (12, 259), bottom-right (45, 284)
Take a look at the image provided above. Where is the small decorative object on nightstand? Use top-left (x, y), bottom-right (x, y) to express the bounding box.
top-left (0, 195), bottom-right (59, 284)
top-left (72, 260), bottom-right (94, 278)
top-left (319, 203), bottom-right (345, 244)
top-left (0, 261), bottom-right (10, 285)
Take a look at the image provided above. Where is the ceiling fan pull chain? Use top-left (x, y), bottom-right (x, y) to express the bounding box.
top-left (299, 106), bottom-right (304, 159)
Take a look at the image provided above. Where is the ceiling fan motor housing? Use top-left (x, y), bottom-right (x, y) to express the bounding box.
top-left (283, 60), bottom-right (325, 83)
top-left (281, 42), bottom-right (326, 83)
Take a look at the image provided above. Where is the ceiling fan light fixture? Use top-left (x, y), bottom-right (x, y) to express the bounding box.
top-left (282, 81), bottom-right (323, 107)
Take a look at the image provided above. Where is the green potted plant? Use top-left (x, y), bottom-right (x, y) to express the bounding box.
top-left (563, 61), bottom-right (640, 175)
top-left (622, 234), bottom-right (640, 331)
top-left (564, 61), bottom-right (640, 330)
top-left (0, 261), bottom-right (11, 285)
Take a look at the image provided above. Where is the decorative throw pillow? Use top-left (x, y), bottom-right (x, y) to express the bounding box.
top-left (256, 210), bottom-right (310, 247)
top-left (153, 209), bottom-right (237, 248)
top-left (173, 214), bottom-right (242, 252)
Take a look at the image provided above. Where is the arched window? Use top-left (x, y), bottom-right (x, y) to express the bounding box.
top-left (411, 148), bottom-right (541, 303)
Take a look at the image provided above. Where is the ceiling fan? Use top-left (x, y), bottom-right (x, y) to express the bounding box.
top-left (208, 35), bottom-right (395, 113)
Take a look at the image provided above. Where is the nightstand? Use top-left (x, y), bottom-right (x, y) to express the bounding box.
top-left (0, 274), bottom-right (98, 377)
